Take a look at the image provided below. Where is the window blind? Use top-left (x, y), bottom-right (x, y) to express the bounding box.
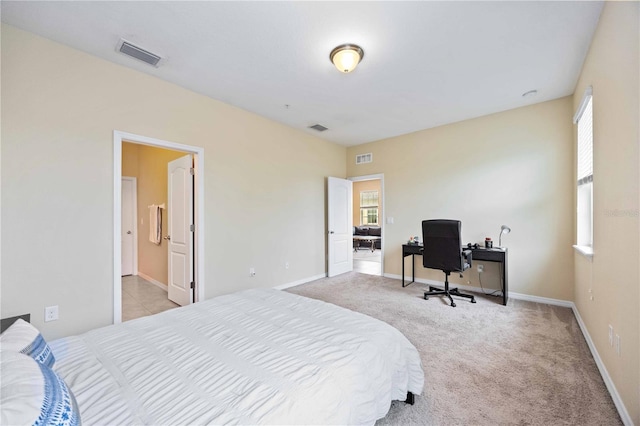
top-left (360, 191), bottom-right (378, 207)
top-left (576, 96), bottom-right (593, 186)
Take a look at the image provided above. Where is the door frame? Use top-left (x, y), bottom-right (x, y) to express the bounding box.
top-left (113, 130), bottom-right (205, 324)
top-left (121, 176), bottom-right (138, 276)
top-left (348, 173), bottom-right (385, 276)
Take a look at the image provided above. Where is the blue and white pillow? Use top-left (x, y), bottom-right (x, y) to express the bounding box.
top-left (0, 319), bottom-right (55, 367)
top-left (0, 351), bottom-right (81, 426)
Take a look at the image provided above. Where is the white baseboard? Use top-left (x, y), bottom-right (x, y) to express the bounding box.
top-left (385, 272), bottom-right (632, 424)
top-left (508, 292), bottom-right (573, 308)
top-left (384, 273), bottom-right (504, 297)
top-left (385, 273), bottom-right (437, 286)
top-left (136, 272), bottom-right (168, 292)
top-left (274, 273), bottom-right (326, 290)
top-left (384, 273), bottom-right (575, 306)
top-left (571, 305), bottom-right (633, 426)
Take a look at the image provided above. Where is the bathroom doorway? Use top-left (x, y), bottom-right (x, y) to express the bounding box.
top-left (113, 130), bottom-right (205, 324)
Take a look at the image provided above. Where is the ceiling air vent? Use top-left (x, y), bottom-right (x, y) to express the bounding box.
top-left (117, 39), bottom-right (162, 67)
top-left (356, 153), bottom-right (373, 164)
top-left (308, 124), bottom-right (328, 132)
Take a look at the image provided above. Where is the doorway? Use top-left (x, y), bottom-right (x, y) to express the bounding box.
top-left (113, 131), bottom-right (205, 324)
top-left (121, 176), bottom-right (138, 277)
top-left (120, 144), bottom-right (193, 320)
top-left (349, 174), bottom-right (384, 276)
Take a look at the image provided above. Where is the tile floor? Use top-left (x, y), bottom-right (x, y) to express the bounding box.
top-left (353, 248), bottom-right (382, 276)
top-left (122, 275), bottom-right (180, 322)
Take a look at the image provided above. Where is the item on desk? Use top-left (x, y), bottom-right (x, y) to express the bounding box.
top-left (467, 242), bottom-right (479, 249)
top-left (408, 236), bottom-right (420, 245)
top-left (499, 224), bottom-right (511, 247)
top-left (485, 237), bottom-right (493, 248)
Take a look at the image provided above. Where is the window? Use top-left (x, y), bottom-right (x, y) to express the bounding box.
top-left (574, 87), bottom-right (593, 248)
top-left (360, 190), bottom-right (379, 225)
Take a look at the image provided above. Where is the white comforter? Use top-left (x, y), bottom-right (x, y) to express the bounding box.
top-left (51, 289), bottom-right (423, 425)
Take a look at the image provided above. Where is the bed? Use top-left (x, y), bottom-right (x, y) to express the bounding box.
top-left (5, 289), bottom-right (424, 425)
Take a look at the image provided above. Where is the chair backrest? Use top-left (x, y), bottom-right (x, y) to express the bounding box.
top-left (422, 219), bottom-right (464, 273)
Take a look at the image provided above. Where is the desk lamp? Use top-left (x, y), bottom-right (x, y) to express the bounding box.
top-left (499, 225), bottom-right (511, 247)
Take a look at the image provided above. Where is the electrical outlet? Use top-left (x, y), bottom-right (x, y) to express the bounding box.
top-left (608, 325), bottom-right (613, 346)
top-left (477, 264), bottom-right (484, 273)
top-left (615, 335), bottom-right (621, 355)
top-left (285, 262), bottom-right (290, 269)
top-left (45, 306), bottom-right (59, 322)
top-left (249, 267), bottom-right (256, 277)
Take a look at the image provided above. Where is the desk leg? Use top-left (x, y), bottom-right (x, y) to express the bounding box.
top-left (412, 254), bottom-right (415, 283)
top-left (502, 253), bottom-right (508, 306)
top-left (402, 254), bottom-right (406, 287)
top-left (402, 254), bottom-right (416, 288)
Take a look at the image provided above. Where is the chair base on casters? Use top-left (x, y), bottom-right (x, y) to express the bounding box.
top-left (423, 272), bottom-right (476, 307)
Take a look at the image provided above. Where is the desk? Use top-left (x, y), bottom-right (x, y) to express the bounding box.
top-left (402, 244), bottom-right (508, 306)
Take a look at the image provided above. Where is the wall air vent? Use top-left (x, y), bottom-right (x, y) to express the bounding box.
top-left (356, 153), bottom-right (373, 165)
top-left (308, 124), bottom-right (329, 132)
top-left (117, 39), bottom-right (162, 67)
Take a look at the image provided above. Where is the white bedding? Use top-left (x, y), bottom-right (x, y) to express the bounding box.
top-left (50, 289), bottom-right (423, 425)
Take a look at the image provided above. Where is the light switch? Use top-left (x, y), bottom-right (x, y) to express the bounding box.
top-left (386, 217), bottom-right (394, 224)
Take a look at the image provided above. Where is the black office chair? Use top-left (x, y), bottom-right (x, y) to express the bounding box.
top-left (421, 219), bottom-right (476, 307)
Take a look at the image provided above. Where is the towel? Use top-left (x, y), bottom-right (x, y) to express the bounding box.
top-left (149, 204), bottom-right (162, 245)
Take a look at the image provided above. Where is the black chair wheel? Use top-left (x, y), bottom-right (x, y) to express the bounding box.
top-left (424, 295), bottom-right (429, 300)
top-left (471, 299), bottom-right (476, 303)
top-left (451, 302), bottom-right (456, 307)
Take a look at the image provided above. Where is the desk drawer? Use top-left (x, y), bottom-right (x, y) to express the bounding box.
top-left (472, 249), bottom-right (505, 262)
top-left (403, 244), bottom-right (423, 255)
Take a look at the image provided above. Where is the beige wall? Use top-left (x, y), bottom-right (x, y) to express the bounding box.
top-left (352, 179), bottom-right (382, 226)
top-left (1, 25), bottom-right (346, 339)
top-left (122, 143), bottom-right (186, 286)
top-left (347, 97), bottom-right (575, 298)
top-left (122, 142), bottom-right (139, 176)
top-left (572, 2), bottom-right (639, 423)
top-left (2, 10), bottom-right (638, 419)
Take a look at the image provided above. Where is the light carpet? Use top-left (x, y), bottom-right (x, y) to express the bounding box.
top-left (286, 272), bottom-right (621, 425)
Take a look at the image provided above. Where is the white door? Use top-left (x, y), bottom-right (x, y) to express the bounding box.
top-left (121, 177), bottom-right (136, 276)
top-left (328, 177), bottom-right (353, 277)
top-left (168, 155), bottom-right (193, 306)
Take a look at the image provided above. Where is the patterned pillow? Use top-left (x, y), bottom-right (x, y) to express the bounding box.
top-left (0, 319), bottom-right (55, 367)
top-left (0, 351), bottom-right (81, 426)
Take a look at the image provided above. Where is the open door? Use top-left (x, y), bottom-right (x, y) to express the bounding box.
top-left (328, 177), bottom-right (353, 277)
top-left (168, 155), bottom-right (193, 306)
top-left (121, 177), bottom-right (136, 276)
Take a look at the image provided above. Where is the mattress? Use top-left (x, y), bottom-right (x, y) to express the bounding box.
top-left (50, 288), bottom-right (424, 425)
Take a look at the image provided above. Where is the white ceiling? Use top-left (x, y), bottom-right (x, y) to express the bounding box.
top-left (1, 1), bottom-right (603, 146)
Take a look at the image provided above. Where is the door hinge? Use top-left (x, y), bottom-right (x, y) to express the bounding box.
top-left (190, 167), bottom-right (195, 175)
top-left (190, 281), bottom-right (195, 289)
top-left (190, 224), bottom-right (195, 232)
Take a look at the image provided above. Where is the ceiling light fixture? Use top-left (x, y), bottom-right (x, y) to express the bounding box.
top-left (330, 44), bottom-right (364, 73)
